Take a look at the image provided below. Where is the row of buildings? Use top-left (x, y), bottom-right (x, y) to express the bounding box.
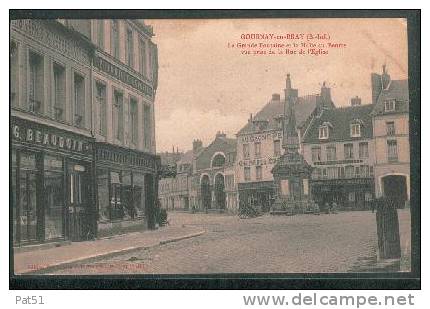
top-left (159, 67), bottom-right (410, 213)
top-left (11, 19), bottom-right (159, 246)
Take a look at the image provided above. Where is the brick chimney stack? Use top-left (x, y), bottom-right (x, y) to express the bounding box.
top-left (351, 96), bottom-right (362, 106)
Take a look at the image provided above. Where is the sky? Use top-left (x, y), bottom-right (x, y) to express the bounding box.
top-left (146, 18), bottom-right (408, 153)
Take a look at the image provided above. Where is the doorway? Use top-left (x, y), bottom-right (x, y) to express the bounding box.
top-left (214, 173), bottom-right (226, 209)
top-left (382, 175), bottom-right (408, 209)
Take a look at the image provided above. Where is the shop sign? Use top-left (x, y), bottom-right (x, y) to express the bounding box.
top-left (239, 157), bottom-right (278, 167)
top-left (11, 20), bottom-right (91, 65)
top-left (11, 120), bottom-right (92, 155)
top-left (240, 131), bottom-right (282, 143)
top-left (96, 147), bottom-right (156, 170)
top-left (94, 56), bottom-right (153, 98)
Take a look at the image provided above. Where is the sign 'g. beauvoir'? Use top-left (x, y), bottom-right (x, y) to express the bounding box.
top-left (11, 118), bottom-right (92, 156)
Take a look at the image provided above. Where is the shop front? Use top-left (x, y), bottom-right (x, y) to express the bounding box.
top-left (11, 116), bottom-right (95, 246)
top-left (310, 178), bottom-right (374, 211)
top-left (238, 181), bottom-right (276, 213)
top-left (95, 143), bottom-right (159, 237)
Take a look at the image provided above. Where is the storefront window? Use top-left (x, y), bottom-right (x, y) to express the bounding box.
top-left (122, 171), bottom-right (133, 219)
top-left (133, 172), bottom-right (146, 218)
top-left (12, 149), bottom-right (17, 243)
top-left (19, 152), bottom-right (38, 242)
top-left (44, 155), bottom-right (64, 240)
top-left (97, 169), bottom-right (110, 222)
top-left (110, 171), bottom-right (123, 220)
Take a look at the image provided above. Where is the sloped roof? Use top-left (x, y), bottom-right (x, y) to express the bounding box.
top-left (195, 136), bottom-right (237, 171)
top-left (237, 95), bottom-right (318, 135)
top-left (303, 104), bottom-right (374, 144)
top-left (372, 79), bottom-right (409, 115)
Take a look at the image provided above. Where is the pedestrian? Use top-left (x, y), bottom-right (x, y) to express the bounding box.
top-left (371, 200), bottom-right (376, 213)
top-left (314, 201), bottom-right (320, 215)
top-left (325, 202), bottom-right (330, 214)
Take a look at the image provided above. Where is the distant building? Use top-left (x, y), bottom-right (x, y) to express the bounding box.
top-left (302, 99), bottom-right (376, 210)
top-left (235, 75), bottom-right (334, 212)
top-left (191, 132), bottom-right (237, 212)
top-left (371, 66), bottom-right (410, 208)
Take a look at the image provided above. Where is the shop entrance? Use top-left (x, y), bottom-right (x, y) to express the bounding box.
top-left (383, 175), bottom-right (408, 208)
top-left (68, 162), bottom-right (91, 241)
top-left (214, 174), bottom-right (226, 209)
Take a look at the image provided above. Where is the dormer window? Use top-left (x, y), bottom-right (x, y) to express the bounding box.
top-left (350, 123), bottom-right (361, 137)
top-left (384, 99), bottom-right (396, 112)
top-left (319, 126), bottom-right (329, 139)
top-left (318, 122), bottom-right (332, 140)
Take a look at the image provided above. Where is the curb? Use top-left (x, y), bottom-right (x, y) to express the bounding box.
top-left (17, 230), bottom-right (205, 274)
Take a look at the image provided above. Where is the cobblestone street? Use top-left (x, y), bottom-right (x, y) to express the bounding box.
top-left (47, 210), bottom-right (411, 275)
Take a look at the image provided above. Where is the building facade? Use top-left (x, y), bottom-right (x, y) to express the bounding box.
top-left (302, 98), bottom-right (376, 210)
top-left (11, 19), bottom-right (160, 246)
top-left (85, 19), bottom-right (159, 236)
top-left (371, 66), bottom-right (410, 208)
top-left (190, 132), bottom-right (238, 212)
top-left (235, 76), bottom-right (333, 212)
top-left (11, 20), bottom-right (96, 245)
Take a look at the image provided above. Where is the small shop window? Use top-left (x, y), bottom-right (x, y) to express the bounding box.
top-left (44, 155), bottom-right (64, 240)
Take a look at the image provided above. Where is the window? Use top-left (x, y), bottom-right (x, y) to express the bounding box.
top-left (322, 168), bottom-right (327, 179)
top-left (326, 145), bottom-right (336, 161)
top-left (327, 167), bottom-right (337, 179)
top-left (29, 51), bottom-right (43, 113)
top-left (387, 140), bottom-right (398, 161)
top-left (386, 121), bottom-right (395, 136)
top-left (126, 28), bottom-right (134, 67)
top-left (73, 73), bottom-right (85, 127)
top-left (139, 39), bottom-right (147, 77)
top-left (254, 142), bottom-right (261, 158)
top-left (319, 126), bottom-right (329, 139)
top-left (244, 167), bottom-right (251, 181)
top-left (273, 140), bottom-right (281, 157)
top-left (129, 97), bottom-right (138, 145)
top-left (350, 123), bottom-right (361, 137)
top-left (348, 192), bottom-right (355, 202)
top-left (97, 20), bottom-right (104, 49)
top-left (96, 82), bottom-right (106, 135)
top-left (384, 99), bottom-right (396, 112)
top-left (344, 143), bottom-right (354, 159)
top-left (113, 90), bottom-right (124, 141)
top-left (256, 166), bottom-right (262, 180)
top-left (53, 63), bottom-right (65, 121)
top-left (111, 20), bottom-right (119, 58)
top-left (313, 168), bottom-right (321, 180)
top-left (338, 166), bottom-right (345, 178)
top-left (143, 105), bottom-right (151, 149)
top-left (311, 147), bottom-right (321, 162)
top-left (345, 165), bottom-right (354, 178)
top-left (243, 143), bottom-right (250, 159)
top-left (359, 142), bottom-right (369, 158)
top-left (11, 41), bottom-right (18, 107)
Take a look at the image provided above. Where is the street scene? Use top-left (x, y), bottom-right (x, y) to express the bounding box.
top-left (11, 18), bottom-right (412, 275)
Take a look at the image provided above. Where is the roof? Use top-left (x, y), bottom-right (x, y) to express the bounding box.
top-left (372, 79), bottom-right (409, 116)
top-left (176, 150), bottom-right (194, 165)
top-left (195, 136), bottom-right (237, 171)
top-left (302, 104), bottom-right (374, 144)
top-left (237, 95), bottom-right (318, 135)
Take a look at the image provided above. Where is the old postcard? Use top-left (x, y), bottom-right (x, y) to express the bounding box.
top-left (9, 12), bottom-right (419, 286)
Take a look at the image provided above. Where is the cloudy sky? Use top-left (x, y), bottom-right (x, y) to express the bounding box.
top-left (146, 18), bottom-right (408, 153)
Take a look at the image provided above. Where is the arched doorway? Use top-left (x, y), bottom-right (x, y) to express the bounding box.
top-left (214, 173), bottom-right (226, 209)
top-left (201, 175), bottom-right (211, 210)
top-left (382, 175), bottom-right (407, 209)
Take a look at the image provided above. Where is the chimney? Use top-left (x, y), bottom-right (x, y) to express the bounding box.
top-left (351, 96), bottom-right (362, 106)
top-left (216, 131), bottom-right (226, 139)
top-left (381, 64), bottom-right (391, 90)
top-left (192, 139), bottom-right (203, 154)
top-left (371, 72), bottom-right (382, 104)
top-left (272, 93), bottom-right (280, 102)
top-left (320, 81), bottom-right (331, 103)
top-left (248, 113), bottom-right (253, 123)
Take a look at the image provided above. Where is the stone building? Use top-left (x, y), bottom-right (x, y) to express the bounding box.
top-left (10, 19), bottom-right (160, 246)
top-left (302, 98), bottom-right (376, 210)
top-left (371, 66), bottom-right (410, 208)
top-left (235, 75), bottom-right (333, 212)
top-left (191, 132), bottom-right (238, 212)
top-left (10, 20), bottom-right (96, 245)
